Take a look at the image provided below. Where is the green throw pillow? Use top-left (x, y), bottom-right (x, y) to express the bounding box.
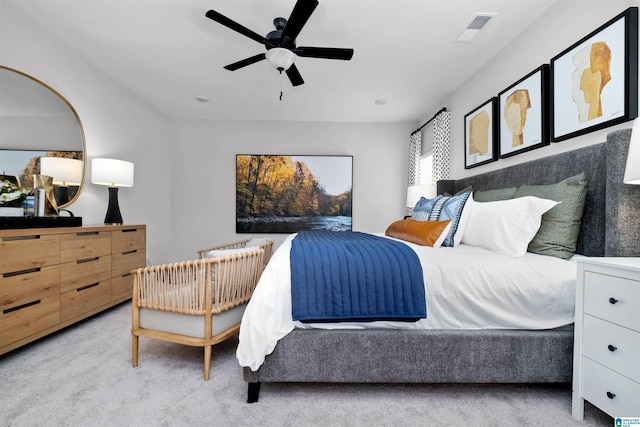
top-left (514, 172), bottom-right (587, 259)
top-left (474, 187), bottom-right (518, 202)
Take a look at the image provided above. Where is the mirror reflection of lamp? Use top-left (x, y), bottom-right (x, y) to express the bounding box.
top-left (91, 158), bottom-right (134, 225)
top-left (39, 157), bottom-right (83, 206)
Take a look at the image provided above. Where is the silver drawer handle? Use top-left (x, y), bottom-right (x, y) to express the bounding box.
top-left (606, 391), bottom-right (615, 399)
top-left (608, 345), bottom-right (617, 352)
top-left (608, 297), bottom-right (619, 304)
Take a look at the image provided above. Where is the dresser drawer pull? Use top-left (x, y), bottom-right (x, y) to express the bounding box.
top-left (77, 282), bottom-right (99, 291)
top-left (608, 297), bottom-right (619, 304)
top-left (76, 231), bottom-right (99, 236)
top-left (3, 267), bottom-right (41, 278)
top-left (608, 344), bottom-right (618, 352)
top-left (3, 299), bottom-right (41, 314)
top-left (121, 228), bottom-right (138, 233)
top-left (606, 391), bottom-right (616, 399)
top-left (77, 257), bottom-right (100, 264)
top-left (3, 234), bottom-right (40, 242)
top-left (122, 250), bottom-right (137, 255)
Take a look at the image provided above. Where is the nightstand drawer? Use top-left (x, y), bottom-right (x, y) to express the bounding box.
top-left (582, 357), bottom-right (640, 418)
top-left (583, 315), bottom-right (640, 382)
top-left (60, 279), bottom-right (111, 322)
top-left (583, 271), bottom-right (640, 331)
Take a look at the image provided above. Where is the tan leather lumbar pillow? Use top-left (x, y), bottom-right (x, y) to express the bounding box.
top-left (385, 219), bottom-right (451, 247)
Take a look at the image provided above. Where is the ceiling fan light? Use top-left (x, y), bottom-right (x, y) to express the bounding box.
top-left (266, 47), bottom-right (296, 71)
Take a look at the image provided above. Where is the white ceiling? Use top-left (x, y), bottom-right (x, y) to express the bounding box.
top-left (6, 0), bottom-right (559, 123)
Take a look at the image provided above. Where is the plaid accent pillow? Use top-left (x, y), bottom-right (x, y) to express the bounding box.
top-left (410, 191), bottom-right (472, 247)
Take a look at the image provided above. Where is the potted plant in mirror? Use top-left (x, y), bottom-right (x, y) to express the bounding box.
top-left (0, 179), bottom-right (29, 216)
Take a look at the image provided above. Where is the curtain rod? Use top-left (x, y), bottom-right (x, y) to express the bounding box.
top-left (411, 107), bottom-right (447, 136)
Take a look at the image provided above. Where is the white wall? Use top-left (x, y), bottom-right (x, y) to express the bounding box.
top-left (419, 0), bottom-right (640, 179)
top-left (1, 3), bottom-right (174, 264)
top-left (169, 120), bottom-right (411, 260)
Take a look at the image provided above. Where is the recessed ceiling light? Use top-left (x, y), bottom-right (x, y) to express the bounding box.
top-left (195, 96), bottom-right (210, 102)
top-left (375, 98), bottom-right (387, 105)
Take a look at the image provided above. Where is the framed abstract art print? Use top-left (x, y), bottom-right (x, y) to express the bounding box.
top-left (550, 7), bottom-right (638, 142)
top-left (498, 65), bottom-right (550, 158)
top-left (464, 97), bottom-right (498, 169)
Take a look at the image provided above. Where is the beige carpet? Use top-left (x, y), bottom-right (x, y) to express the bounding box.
top-left (0, 303), bottom-right (612, 426)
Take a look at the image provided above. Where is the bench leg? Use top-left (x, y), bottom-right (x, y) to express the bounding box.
top-left (247, 382), bottom-right (261, 403)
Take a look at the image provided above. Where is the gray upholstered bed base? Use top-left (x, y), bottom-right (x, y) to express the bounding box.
top-left (243, 129), bottom-right (640, 402)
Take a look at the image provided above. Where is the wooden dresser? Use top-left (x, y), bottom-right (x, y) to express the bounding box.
top-left (572, 257), bottom-right (640, 420)
top-left (0, 224), bottom-right (146, 355)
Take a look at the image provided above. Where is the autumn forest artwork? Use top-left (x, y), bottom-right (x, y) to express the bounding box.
top-left (236, 155), bottom-right (352, 233)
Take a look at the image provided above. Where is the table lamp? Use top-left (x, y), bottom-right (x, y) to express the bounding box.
top-left (406, 184), bottom-right (437, 216)
top-left (91, 158), bottom-right (134, 224)
top-left (39, 157), bottom-right (83, 205)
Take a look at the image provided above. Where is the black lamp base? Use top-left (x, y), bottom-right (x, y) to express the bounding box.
top-left (104, 186), bottom-right (123, 224)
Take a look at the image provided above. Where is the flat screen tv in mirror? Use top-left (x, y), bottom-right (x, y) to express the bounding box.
top-left (236, 155), bottom-right (353, 233)
top-left (0, 66), bottom-right (86, 209)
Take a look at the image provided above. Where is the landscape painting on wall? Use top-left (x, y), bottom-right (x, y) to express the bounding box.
top-left (236, 155), bottom-right (353, 233)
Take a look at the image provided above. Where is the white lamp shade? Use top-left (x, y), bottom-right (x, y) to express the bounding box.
top-left (39, 157), bottom-right (83, 186)
top-left (91, 158), bottom-right (134, 187)
top-left (406, 184), bottom-right (437, 208)
top-left (625, 118), bottom-right (640, 184)
top-left (265, 47), bottom-right (296, 71)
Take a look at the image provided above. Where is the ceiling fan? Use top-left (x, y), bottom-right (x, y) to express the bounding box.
top-left (205, 0), bottom-right (354, 87)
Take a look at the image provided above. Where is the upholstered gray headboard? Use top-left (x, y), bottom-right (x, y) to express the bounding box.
top-left (438, 129), bottom-right (640, 257)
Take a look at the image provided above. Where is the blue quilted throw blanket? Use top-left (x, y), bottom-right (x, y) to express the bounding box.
top-left (290, 230), bottom-right (426, 322)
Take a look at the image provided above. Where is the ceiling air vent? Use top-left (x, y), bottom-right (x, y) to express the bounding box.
top-left (456, 13), bottom-right (496, 42)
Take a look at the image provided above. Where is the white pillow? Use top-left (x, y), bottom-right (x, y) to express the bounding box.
top-left (206, 246), bottom-right (259, 258)
top-left (461, 196), bottom-right (559, 257)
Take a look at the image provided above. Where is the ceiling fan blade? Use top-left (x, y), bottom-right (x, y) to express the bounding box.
top-left (296, 46), bottom-right (354, 60)
top-left (223, 53), bottom-right (267, 71)
top-left (206, 10), bottom-right (274, 48)
top-left (281, 0), bottom-right (319, 44)
top-left (286, 64), bottom-right (305, 86)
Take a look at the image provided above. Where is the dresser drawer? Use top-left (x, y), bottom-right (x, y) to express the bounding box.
top-left (111, 274), bottom-right (133, 301)
top-left (60, 230), bottom-right (111, 263)
top-left (112, 227), bottom-right (145, 253)
top-left (0, 294), bottom-right (60, 346)
top-left (583, 271), bottom-right (640, 331)
top-left (582, 357), bottom-right (640, 417)
top-left (1, 265), bottom-right (60, 309)
top-left (0, 234), bottom-right (59, 273)
top-left (59, 255), bottom-right (112, 293)
top-left (112, 249), bottom-right (145, 277)
top-left (583, 314), bottom-right (640, 382)
top-left (60, 279), bottom-right (111, 322)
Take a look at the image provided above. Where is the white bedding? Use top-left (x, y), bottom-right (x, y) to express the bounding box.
top-left (237, 233), bottom-right (578, 371)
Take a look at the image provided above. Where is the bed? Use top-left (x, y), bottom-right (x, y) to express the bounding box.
top-left (239, 128), bottom-right (640, 402)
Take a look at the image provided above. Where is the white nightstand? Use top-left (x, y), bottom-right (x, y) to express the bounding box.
top-left (572, 257), bottom-right (640, 420)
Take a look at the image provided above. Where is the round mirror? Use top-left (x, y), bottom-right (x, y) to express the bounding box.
top-left (0, 66), bottom-right (86, 209)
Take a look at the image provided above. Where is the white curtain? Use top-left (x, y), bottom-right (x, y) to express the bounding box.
top-left (432, 110), bottom-right (451, 182)
top-left (406, 131), bottom-right (422, 215)
top-left (408, 131), bottom-right (422, 187)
